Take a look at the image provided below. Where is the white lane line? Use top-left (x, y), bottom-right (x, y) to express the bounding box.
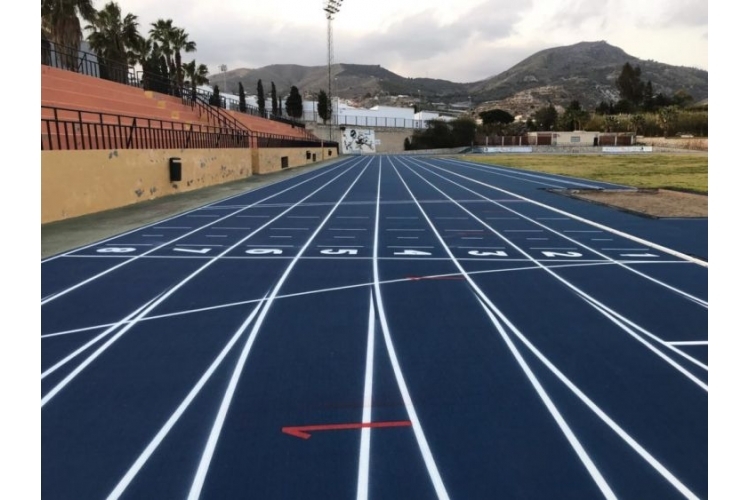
top-left (387, 229), bottom-right (424, 231)
top-left (42, 261), bottom-right (634, 340)
top-left (402, 157), bottom-right (703, 499)
top-left (270, 236), bottom-right (292, 238)
top-left (504, 230), bottom-right (544, 233)
top-left (237, 215), bottom-right (270, 218)
top-left (42, 163), bottom-right (353, 305)
top-left (477, 300), bottom-right (701, 500)
top-left (403, 158), bottom-right (709, 379)
top-left (397, 237), bottom-right (419, 240)
top-left (436, 158), bottom-right (708, 268)
top-left (40, 160), bottom-right (365, 406)
top-left (526, 238), bottom-right (549, 241)
top-left (356, 293), bottom-right (376, 500)
top-left (375, 159), bottom-right (451, 499)
top-left (41, 295), bottom-right (158, 379)
top-left (289, 216), bottom-right (320, 219)
top-left (435, 217), bottom-right (468, 220)
top-left (155, 227), bottom-right (192, 229)
top-left (186, 157), bottom-right (373, 500)
top-left (271, 227), bottom-right (309, 230)
top-left (213, 227), bottom-right (253, 230)
top-left (486, 217), bottom-right (519, 220)
top-left (461, 237), bottom-right (483, 240)
top-left (386, 217), bottom-right (418, 219)
top-left (601, 248), bottom-right (651, 251)
top-left (329, 228), bottom-right (367, 231)
top-left (316, 245), bottom-right (364, 247)
top-left (177, 244), bottom-right (224, 247)
top-left (337, 216), bottom-right (370, 219)
top-left (334, 236), bottom-right (356, 239)
top-left (391, 157), bottom-right (612, 498)
top-left (420, 160), bottom-right (708, 306)
top-left (141, 234), bottom-right (163, 237)
top-left (388, 246), bottom-right (434, 248)
top-left (667, 340), bottom-right (708, 346)
top-left (105, 298), bottom-right (266, 500)
top-left (564, 230), bottom-right (603, 233)
top-left (206, 235), bottom-right (227, 238)
top-left (537, 217), bottom-right (569, 220)
top-left (591, 239), bottom-right (614, 241)
top-left (187, 215), bottom-right (221, 218)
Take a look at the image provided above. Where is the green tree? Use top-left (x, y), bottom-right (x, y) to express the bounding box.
top-left (257, 79), bottom-right (266, 117)
top-left (658, 106), bottom-right (679, 137)
top-left (629, 114), bottom-right (645, 136)
top-left (271, 82), bottom-right (278, 116)
top-left (148, 19), bottom-right (176, 77)
top-left (182, 60), bottom-right (208, 100)
top-left (479, 109), bottom-right (514, 125)
top-left (533, 104), bottom-right (558, 131)
top-left (41, 0), bottom-right (97, 71)
top-left (210, 84), bottom-right (221, 106)
top-left (616, 62), bottom-right (645, 106)
top-left (85, 1), bottom-right (140, 84)
top-left (286, 86), bottom-right (303, 118)
top-left (561, 100), bottom-right (588, 131)
top-left (170, 28), bottom-right (196, 89)
top-left (317, 90), bottom-right (331, 124)
top-left (671, 89), bottom-right (695, 108)
top-left (238, 82), bottom-right (247, 112)
top-left (450, 117), bottom-right (478, 146)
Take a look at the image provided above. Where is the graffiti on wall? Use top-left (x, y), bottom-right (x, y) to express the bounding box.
top-left (341, 128), bottom-right (376, 154)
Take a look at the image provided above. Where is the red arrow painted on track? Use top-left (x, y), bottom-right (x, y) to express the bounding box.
top-left (282, 420), bottom-right (412, 440)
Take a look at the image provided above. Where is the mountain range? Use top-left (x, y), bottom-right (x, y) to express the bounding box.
top-left (209, 41), bottom-right (708, 117)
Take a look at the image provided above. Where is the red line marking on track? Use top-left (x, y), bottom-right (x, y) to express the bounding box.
top-left (282, 420), bottom-right (412, 440)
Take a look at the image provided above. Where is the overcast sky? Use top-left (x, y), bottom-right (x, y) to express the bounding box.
top-left (104, 0), bottom-right (707, 82)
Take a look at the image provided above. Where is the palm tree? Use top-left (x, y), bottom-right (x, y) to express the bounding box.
top-left (171, 28), bottom-right (196, 88)
top-left (41, 0), bottom-right (97, 70)
top-left (182, 60), bottom-right (209, 100)
top-left (149, 19), bottom-right (176, 77)
top-left (85, 1), bottom-right (141, 84)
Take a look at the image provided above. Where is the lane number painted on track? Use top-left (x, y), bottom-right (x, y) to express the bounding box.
top-left (246, 248), bottom-right (284, 255)
top-left (541, 251), bottom-right (583, 258)
top-left (394, 249), bottom-right (432, 256)
top-left (468, 250), bottom-right (508, 257)
top-left (174, 247), bottom-right (212, 254)
top-left (97, 247), bottom-right (136, 253)
top-left (321, 249), bottom-right (359, 255)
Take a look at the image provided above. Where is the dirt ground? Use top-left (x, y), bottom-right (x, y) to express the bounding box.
top-left (561, 188), bottom-right (708, 218)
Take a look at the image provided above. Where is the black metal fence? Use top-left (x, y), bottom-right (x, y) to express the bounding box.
top-left (41, 106), bottom-right (250, 151)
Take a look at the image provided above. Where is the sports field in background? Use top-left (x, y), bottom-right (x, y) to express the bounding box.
top-left (461, 154), bottom-right (708, 194)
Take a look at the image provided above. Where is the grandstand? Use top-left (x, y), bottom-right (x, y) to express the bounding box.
top-left (41, 42), bottom-right (338, 224)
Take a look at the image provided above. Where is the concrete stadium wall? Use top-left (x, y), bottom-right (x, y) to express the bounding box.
top-left (42, 148), bottom-right (253, 223)
top-left (255, 146), bottom-right (338, 175)
top-left (309, 124), bottom-right (412, 154)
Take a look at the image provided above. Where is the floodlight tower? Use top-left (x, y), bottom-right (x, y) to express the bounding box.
top-left (324, 0), bottom-right (343, 140)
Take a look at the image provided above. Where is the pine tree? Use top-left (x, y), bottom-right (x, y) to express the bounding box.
top-left (317, 90), bottom-right (331, 123)
top-left (238, 82), bottom-right (247, 112)
top-left (271, 82), bottom-right (278, 116)
top-left (286, 86), bottom-right (303, 119)
top-left (257, 79), bottom-right (266, 117)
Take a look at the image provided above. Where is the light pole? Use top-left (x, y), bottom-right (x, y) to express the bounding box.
top-left (324, 0), bottom-right (344, 141)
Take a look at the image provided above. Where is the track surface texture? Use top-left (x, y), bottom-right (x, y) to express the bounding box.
top-left (41, 155), bottom-right (708, 500)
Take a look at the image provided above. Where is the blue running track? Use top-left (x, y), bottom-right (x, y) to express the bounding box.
top-left (41, 154), bottom-right (708, 500)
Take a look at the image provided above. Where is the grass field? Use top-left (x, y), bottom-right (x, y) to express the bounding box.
top-left (460, 154), bottom-right (708, 194)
